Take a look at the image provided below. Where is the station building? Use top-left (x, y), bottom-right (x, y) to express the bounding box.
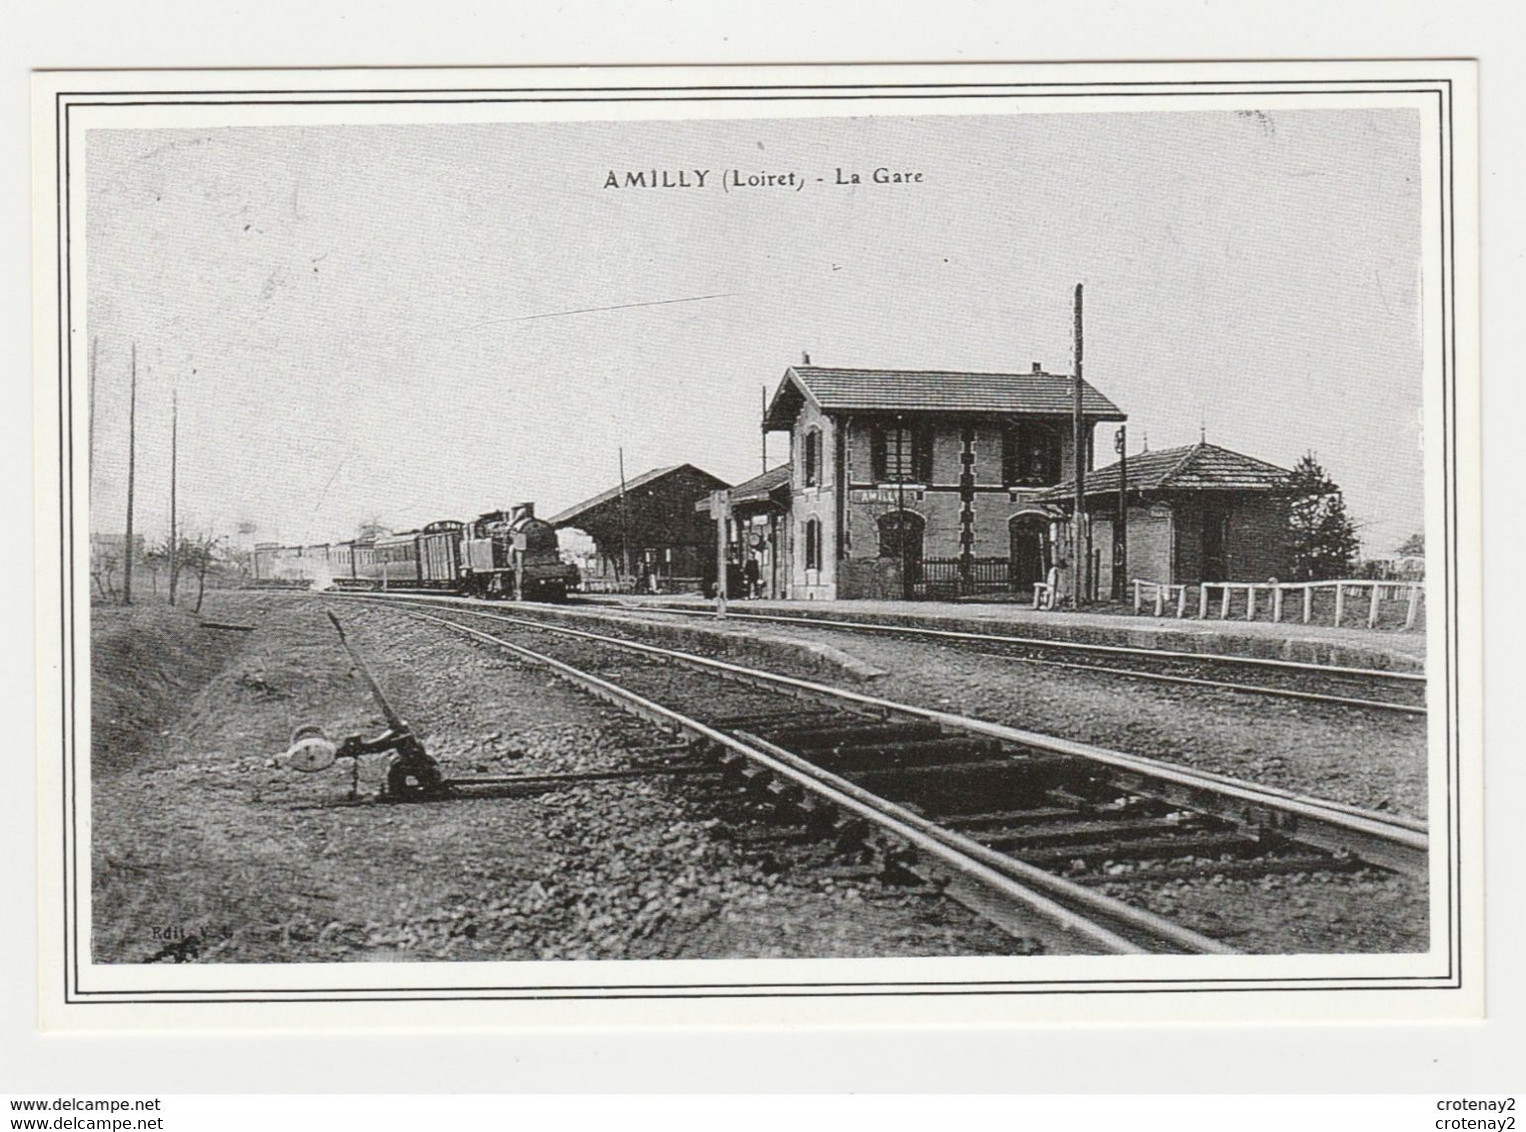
top-left (759, 364), bottom-right (1126, 600)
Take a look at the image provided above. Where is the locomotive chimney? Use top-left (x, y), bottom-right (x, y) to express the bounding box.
top-left (511, 502), bottom-right (534, 524)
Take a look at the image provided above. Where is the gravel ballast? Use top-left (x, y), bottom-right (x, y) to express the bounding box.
top-left (91, 593), bottom-right (1014, 963)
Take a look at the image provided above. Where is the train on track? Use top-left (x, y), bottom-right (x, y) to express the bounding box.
top-left (252, 503), bottom-right (580, 601)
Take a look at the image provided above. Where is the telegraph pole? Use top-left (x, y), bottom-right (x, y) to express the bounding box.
top-left (1114, 425), bottom-right (1128, 601)
top-left (709, 490), bottom-right (729, 618)
top-left (122, 343), bottom-right (137, 605)
top-left (896, 415), bottom-right (909, 601)
top-left (617, 447), bottom-right (632, 584)
top-left (760, 385), bottom-right (768, 476)
top-left (1072, 283), bottom-right (1089, 608)
top-left (168, 384), bottom-right (179, 605)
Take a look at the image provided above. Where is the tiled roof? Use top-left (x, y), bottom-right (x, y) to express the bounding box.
top-left (726, 463), bottom-right (791, 502)
top-left (547, 464), bottom-right (728, 526)
top-left (696, 464), bottom-right (792, 512)
top-left (765, 365), bottom-right (1125, 428)
top-left (1036, 442), bottom-right (1292, 502)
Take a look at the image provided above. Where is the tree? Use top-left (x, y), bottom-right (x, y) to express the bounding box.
top-left (177, 534), bottom-right (226, 613)
top-left (1284, 453), bottom-right (1361, 581)
top-left (1396, 532), bottom-right (1424, 557)
top-left (145, 539), bottom-right (170, 597)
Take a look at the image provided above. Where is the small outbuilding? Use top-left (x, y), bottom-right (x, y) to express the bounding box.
top-left (1037, 441), bottom-right (1294, 597)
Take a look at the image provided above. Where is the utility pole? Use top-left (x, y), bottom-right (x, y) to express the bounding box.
top-left (617, 447), bottom-right (632, 585)
top-left (122, 343), bottom-right (137, 605)
top-left (168, 384), bottom-right (179, 605)
top-left (1072, 283), bottom-right (1089, 608)
top-left (896, 415), bottom-right (909, 601)
top-left (710, 490), bottom-right (729, 618)
top-left (1114, 425), bottom-right (1128, 601)
top-left (760, 385), bottom-right (768, 476)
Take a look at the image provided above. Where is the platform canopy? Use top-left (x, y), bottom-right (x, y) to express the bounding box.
top-left (695, 463), bottom-right (791, 517)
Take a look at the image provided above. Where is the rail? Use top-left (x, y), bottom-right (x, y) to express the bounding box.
top-left (345, 592), bottom-right (1428, 878)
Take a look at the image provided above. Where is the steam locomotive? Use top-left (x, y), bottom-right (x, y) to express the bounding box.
top-left (252, 502), bottom-right (579, 601)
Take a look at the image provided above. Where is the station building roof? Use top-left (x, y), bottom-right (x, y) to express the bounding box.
top-left (1037, 442), bottom-right (1293, 503)
top-left (763, 365), bottom-right (1126, 430)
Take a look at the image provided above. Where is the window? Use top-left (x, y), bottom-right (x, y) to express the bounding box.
top-left (803, 428), bottom-right (822, 487)
top-left (804, 517), bottom-right (822, 571)
top-left (1002, 421), bottom-right (1063, 486)
top-left (871, 421), bottom-right (933, 482)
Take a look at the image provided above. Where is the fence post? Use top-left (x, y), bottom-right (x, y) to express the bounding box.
top-left (1154, 584), bottom-right (1164, 617)
top-left (1199, 585), bottom-right (1209, 619)
top-left (1246, 584), bottom-right (1256, 621)
top-left (1303, 586), bottom-right (1312, 624)
top-left (1176, 585), bottom-right (1187, 618)
top-left (1333, 583), bottom-right (1344, 627)
top-left (1405, 583), bottom-right (1421, 630)
top-left (1272, 584), bottom-right (1284, 623)
top-left (1367, 582), bottom-right (1382, 629)
top-left (1220, 585), bottom-right (1231, 619)
top-left (1133, 579), bottom-right (1141, 614)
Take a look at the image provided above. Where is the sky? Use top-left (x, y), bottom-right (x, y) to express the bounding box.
top-left (85, 107), bottom-right (1424, 552)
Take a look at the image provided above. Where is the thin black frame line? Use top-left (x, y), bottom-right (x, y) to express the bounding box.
top-left (54, 76), bottom-right (1464, 1005)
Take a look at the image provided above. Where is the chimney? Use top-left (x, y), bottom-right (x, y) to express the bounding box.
top-left (1031, 361), bottom-right (1043, 373)
top-left (511, 502), bottom-right (534, 524)
top-left (802, 350), bottom-right (811, 365)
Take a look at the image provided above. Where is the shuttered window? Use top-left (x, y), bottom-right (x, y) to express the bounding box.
top-left (803, 428), bottom-right (821, 487)
top-left (872, 422), bottom-right (933, 482)
top-left (804, 518), bottom-right (822, 571)
top-left (1002, 421), bottom-right (1062, 486)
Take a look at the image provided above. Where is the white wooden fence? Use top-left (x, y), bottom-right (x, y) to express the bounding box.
top-left (1132, 578), bottom-right (1424, 630)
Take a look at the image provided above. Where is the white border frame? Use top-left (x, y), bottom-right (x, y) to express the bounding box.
top-left (28, 60), bottom-right (1482, 1040)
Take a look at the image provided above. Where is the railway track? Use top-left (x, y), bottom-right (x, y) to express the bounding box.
top-left (572, 599), bottom-right (1428, 716)
top-left (332, 592), bottom-right (1428, 957)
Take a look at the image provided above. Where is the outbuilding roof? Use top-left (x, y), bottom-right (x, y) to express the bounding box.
top-left (1036, 442), bottom-right (1292, 503)
top-left (764, 365), bottom-right (1125, 429)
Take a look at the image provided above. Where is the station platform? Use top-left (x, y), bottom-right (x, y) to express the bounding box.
top-left (576, 594), bottom-right (1427, 672)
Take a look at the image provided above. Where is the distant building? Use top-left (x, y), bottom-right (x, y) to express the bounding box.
top-left (761, 364), bottom-right (1126, 600)
top-left (89, 532), bottom-right (145, 572)
top-left (1038, 441), bottom-right (1294, 594)
top-left (547, 464), bottom-right (729, 591)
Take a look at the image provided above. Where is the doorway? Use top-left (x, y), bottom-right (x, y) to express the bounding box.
top-left (1008, 515), bottom-right (1049, 589)
top-left (1202, 504), bottom-right (1231, 582)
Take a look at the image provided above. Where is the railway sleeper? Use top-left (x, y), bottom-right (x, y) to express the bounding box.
top-left (709, 709), bottom-right (851, 731)
top-left (1020, 831), bottom-right (1266, 868)
top-left (809, 737), bottom-right (1006, 772)
top-left (851, 757), bottom-right (1085, 810)
top-left (941, 805), bottom-right (1104, 829)
top-left (974, 815), bottom-right (1224, 851)
top-left (1071, 852), bottom-right (1362, 885)
top-left (762, 720), bottom-right (945, 749)
top-left (845, 757), bottom-right (1030, 786)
